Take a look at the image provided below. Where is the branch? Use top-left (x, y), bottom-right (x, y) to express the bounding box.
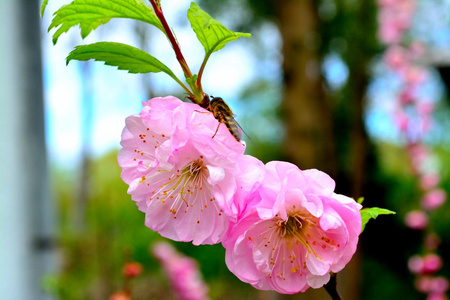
top-left (148, 0), bottom-right (193, 79)
top-left (324, 273), bottom-right (343, 300)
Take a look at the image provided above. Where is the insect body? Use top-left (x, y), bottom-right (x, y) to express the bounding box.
top-left (208, 96), bottom-right (242, 142)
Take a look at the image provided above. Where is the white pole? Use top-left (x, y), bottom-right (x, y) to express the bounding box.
top-left (0, 0), bottom-right (54, 299)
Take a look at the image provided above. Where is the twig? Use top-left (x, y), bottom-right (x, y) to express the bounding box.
top-left (323, 273), bottom-right (343, 300)
top-left (148, 0), bottom-right (192, 79)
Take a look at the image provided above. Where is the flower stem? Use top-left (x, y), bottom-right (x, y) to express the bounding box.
top-left (148, 0), bottom-right (206, 104)
top-left (324, 273), bottom-right (343, 300)
top-left (148, 0), bottom-right (193, 79)
top-left (196, 52), bottom-right (211, 93)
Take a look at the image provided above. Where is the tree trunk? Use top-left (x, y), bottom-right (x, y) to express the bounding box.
top-left (277, 0), bottom-right (337, 178)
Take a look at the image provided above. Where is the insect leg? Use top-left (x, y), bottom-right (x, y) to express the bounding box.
top-left (212, 123), bottom-right (221, 138)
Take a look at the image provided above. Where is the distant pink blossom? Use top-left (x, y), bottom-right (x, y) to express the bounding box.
top-left (118, 96), bottom-right (259, 245)
top-left (408, 254), bottom-right (443, 275)
top-left (408, 255), bottom-right (424, 274)
top-left (404, 210), bottom-right (428, 230)
top-left (431, 277), bottom-right (450, 293)
top-left (377, 0), bottom-right (397, 7)
top-left (416, 276), bottom-right (434, 293)
top-left (420, 117), bottom-right (432, 135)
top-left (427, 293), bottom-right (449, 300)
top-left (408, 144), bottom-right (430, 173)
top-left (378, 21), bottom-right (404, 45)
top-left (423, 254), bottom-right (444, 274)
top-left (420, 173), bottom-right (440, 190)
top-left (408, 41), bottom-right (426, 59)
top-left (402, 66), bottom-right (427, 85)
top-left (153, 242), bottom-right (209, 300)
top-left (223, 161), bottom-right (362, 294)
top-left (416, 276), bottom-right (450, 294)
top-left (377, 0), bottom-right (416, 44)
top-left (399, 88), bottom-right (415, 105)
top-left (395, 111), bottom-right (410, 132)
top-left (417, 102), bottom-right (435, 117)
top-left (384, 46), bottom-right (409, 70)
top-left (421, 189), bottom-right (447, 211)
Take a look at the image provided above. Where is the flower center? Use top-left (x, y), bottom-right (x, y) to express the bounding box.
top-left (277, 214), bottom-right (303, 238)
top-left (145, 156), bottom-right (223, 222)
top-left (161, 158), bottom-right (207, 205)
top-left (177, 159), bottom-right (206, 203)
top-left (274, 210), bottom-right (319, 258)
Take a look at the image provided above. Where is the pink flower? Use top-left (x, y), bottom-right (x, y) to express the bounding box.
top-left (399, 88), bottom-right (415, 105)
top-left (417, 101), bottom-right (435, 117)
top-left (404, 210), bottom-right (428, 230)
top-left (384, 46), bottom-right (409, 70)
top-left (408, 144), bottom-right (430, 173)
top-left (416, 276), bottom-right (450, 294)
top-left (378, 21), bottom-right (404, 45)
top-left (223, 161), bottom-right (362, 294)
top-left (402, 66), bottom-right (427, 85)
top-left (118, 96), bottom-right (259, 245)
top-left (408, 41), bottom-right (426, 60)
top-left (421, 189), bottom-right (447, 211)
top-left (408, 254), bottom-right (443, 275)
top-left (423, 254), bottom-right (443, 274)
top-left (416, 276), bottom-right (434, 293)
top-left (377, 0), bottom-right (416, 45)
top-left (430, 277), bottom-right (450, 293)
top-left (395, 111), bottom-right (410, 132)
top-left (427, 293), bottom-right (449, 300)
top-left (408, 255), bottom-right (424, 274)
top-left (153, 242), bottom-right (209, 300)
top-left (420, 173), bottom-right (440, 190)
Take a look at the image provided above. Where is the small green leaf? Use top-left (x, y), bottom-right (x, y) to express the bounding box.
top-left (66, 42), bottom-right (176, 77)
top-left (186, 74), bottom-right (198, 86)
top-left (187, 2), bottom-right (250, 56)
top-left (40, 0), bottom-right (49, 17)
top-left (360, 207), bottom-right (396, 233)
top-left (48, 0), bottom-right (163, 44)
top-left (357, 197), bottom-right (364, 204)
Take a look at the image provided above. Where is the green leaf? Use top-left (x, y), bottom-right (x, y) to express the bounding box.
top-left (357, 197), bottom-right (364, 204)
top-left (66, 42), bottom-right (176, 77)
top-left (187, 2), bottom-right (250, 56)
top-left (360, 207), bottom-right (396, 233)
top-left (48, 0), bottom-right (163, 44)
top-left (186, 74), bottom-right (198, 86)
top-left (40, 0), bottom-right (49, 17)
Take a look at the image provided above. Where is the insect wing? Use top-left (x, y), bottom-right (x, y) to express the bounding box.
top-left (224, 114), bottom-right (242, 141)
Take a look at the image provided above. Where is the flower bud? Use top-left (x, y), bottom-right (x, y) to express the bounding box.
top-left (123, 262), bottom-right (143, 278)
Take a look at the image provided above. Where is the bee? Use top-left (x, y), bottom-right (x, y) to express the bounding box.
top-left (207, 96), bottom-right (242, 142)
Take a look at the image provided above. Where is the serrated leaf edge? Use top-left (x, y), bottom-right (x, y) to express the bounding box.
top-left (48, 0), bottom-right (163, 44)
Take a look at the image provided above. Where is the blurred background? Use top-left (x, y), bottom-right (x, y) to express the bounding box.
top-left (1, 0), bottom-right (450, 299)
